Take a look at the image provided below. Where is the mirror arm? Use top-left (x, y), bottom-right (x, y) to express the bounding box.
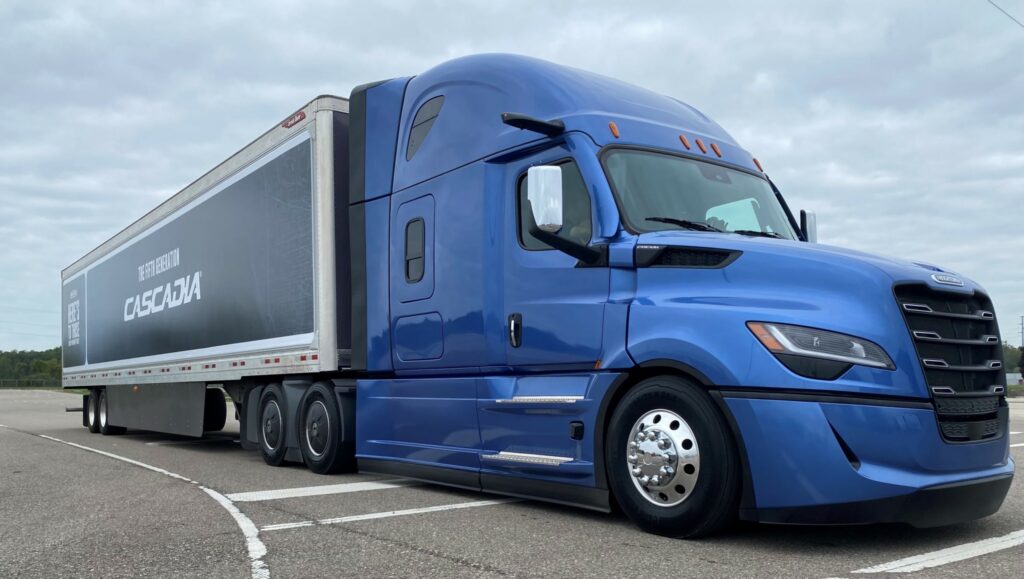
top-left (525, 201), bottom-right (601, 263)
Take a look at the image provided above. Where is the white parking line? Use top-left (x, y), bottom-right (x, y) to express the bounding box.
top-left (261, 498), bottom-right (520, 532)
top-left (227, 480), bottom-right (413, 502)
top-left (0, 428), bottom-right (270, 579)
top-left (852, 529), bottom-right (1024, 573)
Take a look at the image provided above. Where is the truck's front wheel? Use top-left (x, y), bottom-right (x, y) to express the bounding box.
top-left (606, 376), bottom-right (739, 538)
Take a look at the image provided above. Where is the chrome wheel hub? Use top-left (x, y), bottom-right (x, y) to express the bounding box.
top-left (626, 409), bottom-right (700, 507)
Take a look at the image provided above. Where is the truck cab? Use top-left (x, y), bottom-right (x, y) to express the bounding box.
top-left (349, 54), bottom-right (1012, 535)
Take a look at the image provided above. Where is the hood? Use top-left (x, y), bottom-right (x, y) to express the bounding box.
top-left (628, 231), bottom-right (988, 398)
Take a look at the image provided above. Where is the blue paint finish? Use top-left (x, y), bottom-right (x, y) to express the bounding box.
top-left (346, 54), bottom-right (1011, 523)
top-left (394, 313), bottom-right (443, 361)
top-left (356, 377), bottom-right (481, 469)
top-left (627, 232), bottom-right (945, 398)
top-left (392, 54), bottom-right (758, 194)
top-left (391, 194), bottom-right (435, 304)
top-left (363, 78), bottom-right (412, 202)
top-left (387, 162), bottom-right (500, 371)
top-left (362, 196), bottom-right (393, 372)
top-left (501, 136), bottom-right (610, 368)
top-left (726, 397), bottom-right (1013, 508)
top-left (477, 372), bottom-right (621, 487)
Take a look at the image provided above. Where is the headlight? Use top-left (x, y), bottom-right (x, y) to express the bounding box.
top-left (747, 322), bottom-right (895, 378)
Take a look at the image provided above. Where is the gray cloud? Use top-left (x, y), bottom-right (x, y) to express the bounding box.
top-left (1, 0), bottom-right (1022, 350)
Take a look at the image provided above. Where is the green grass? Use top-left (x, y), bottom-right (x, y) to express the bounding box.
top-left (1007, 384), bottom-right (1024, 398)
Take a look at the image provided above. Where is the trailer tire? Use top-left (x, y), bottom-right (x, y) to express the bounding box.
top-left (606, 375), bottom-right (739, 538)
top-left (97, 388), bottom-right (126, 436)
top-left (203, 388), bottom-right (227, 432)
top-left (298, 383), bottom-right (353, 474)
top-left (86, 390), bottom-right (100, 433)
top-left (258, 384), bottom-right (288, 466)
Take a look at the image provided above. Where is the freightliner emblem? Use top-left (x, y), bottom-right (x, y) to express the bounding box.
top-left (931, 273), bottom-right (964, 287)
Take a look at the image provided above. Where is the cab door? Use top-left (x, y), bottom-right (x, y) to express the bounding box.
top-left (502, 154), bottom-right (609, 368)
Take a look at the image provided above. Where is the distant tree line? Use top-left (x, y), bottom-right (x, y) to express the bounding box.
top-left (0, 347), bottom-right (61, 384)
top-left (1003, 342), bottom-right (1023, 374)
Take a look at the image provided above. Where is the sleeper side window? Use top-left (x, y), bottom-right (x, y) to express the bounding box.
top-left (406, 96), bottom-right (444, 161)
top-left (405, 218), bottom-right (425, 283)
top-left (517, 160), bottom-right (592, 251)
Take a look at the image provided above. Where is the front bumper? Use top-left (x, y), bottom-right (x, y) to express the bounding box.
top-left (722, 392), bottom-right (1014, 527)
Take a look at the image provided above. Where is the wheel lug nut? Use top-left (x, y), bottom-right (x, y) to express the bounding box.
top-left (629, 441), bottom-right (638, 450)
top-left (657, 438), bottom-right (670, 450)
top-left (631, 467), bottom-right (642, 477)
top-left (649, 476), bottom-right (661, 486)
top-left (627, 453), bottom-right (638, 464)
top-left (660, 466), bottom-right (674, 476)
top-left (647, 431), bottom-right (657, 441)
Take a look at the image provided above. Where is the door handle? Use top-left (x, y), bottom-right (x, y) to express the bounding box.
top-left (508, 313), bottom-right (522, 348)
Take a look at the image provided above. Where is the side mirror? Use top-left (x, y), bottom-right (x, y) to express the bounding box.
top-left (527, 166), bottom-right (563, 233)
top-left (800, 210), bottom-right (817, 243)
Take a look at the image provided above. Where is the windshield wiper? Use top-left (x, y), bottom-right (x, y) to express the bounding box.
top-left (645, 217), bottom-right (722, 232)
top-left (734, 229), bottom-right (784, 239)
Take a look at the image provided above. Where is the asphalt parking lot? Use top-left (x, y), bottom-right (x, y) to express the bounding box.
top-left (0, 389), bottom-right (1021, 578)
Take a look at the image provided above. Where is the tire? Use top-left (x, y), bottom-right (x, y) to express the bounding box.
top-left (203, 388), bottom-right (227, 432)
top-left (298, 382), bottom-right (354, 474)
top-left (606, 375), bottom-right (740, 538)
top-left (97, 389), bottom-right (126, 436)
top-left (86, 390), bottom-right (100, 433)
top-left (258, 384), bottom-right (288, 466)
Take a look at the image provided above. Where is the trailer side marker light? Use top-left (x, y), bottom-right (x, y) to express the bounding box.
top-left (311, 354), bottom-right (319, 361)
top-left (679, 135), bottom-right (691, 149)
top-left (300, 355), bottom-right (307, 361)
top-left (747, 322), bottom-right (785, 352)
top-left (608, 121), bottom-right (620, 138)
top-left (274, 358), bottom-right (280, 364)
top-left (264, 359), bottom-right (270, 365)
top-left (695, 138), bottom-right (707, 154)
top-left (133, 385), bottom-right (139, 392)
top-left (753, 157), bottom-right (764, 172)
top-left (240, 361), bottom-right (246, 366)
top-left (710, 143), bottom-right (722, 157)
top-left (594, 360), bottom-right (602, 369)
top-left (282, 110), bottom-right (306, 129)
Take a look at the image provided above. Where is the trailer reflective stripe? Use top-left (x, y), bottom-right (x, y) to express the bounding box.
top-left (226, 480), bottom-right (413, 502)
top-left (260, 499), bottom-right (520, 532)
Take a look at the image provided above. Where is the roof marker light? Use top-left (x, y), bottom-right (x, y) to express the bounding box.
top-left (695, 138), bottom-right (707, 154)
top-left (753, 158), bottom-right (764, 172)
top-left (608, 121), bottom-right (620, 138)
top-left (679, 135), bottom-right (691, 150)
top-left (710, 143), bottom-right (722, 157)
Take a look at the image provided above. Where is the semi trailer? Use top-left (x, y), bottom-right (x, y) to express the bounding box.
top-left (62, 54), bottom-right (1013, 537)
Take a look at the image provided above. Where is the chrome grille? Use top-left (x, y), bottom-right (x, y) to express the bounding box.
top-left (894, 284), bottom-right (1007, 443)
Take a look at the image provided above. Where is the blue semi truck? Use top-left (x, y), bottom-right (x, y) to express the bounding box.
top-left (62, 54), bottom-right (1013, 537)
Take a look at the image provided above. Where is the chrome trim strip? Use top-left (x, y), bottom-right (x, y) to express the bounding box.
top-left (923, 358), bottom-right (949, 368)
top-left (931, 386), bottom-right (956, 395)
top-left (903, 303), bottom-right (933, 313)
top-left (481, 451), bottom-right (573, 466)
top-left (495, 396), bottom-right (584, 404)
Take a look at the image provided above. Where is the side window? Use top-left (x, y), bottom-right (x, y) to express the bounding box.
top-left (405, 218), bottom-right (425, 283)
top-left (517, 161), bottom-right (592, 251)
top-left (406, 96), bottom-right (444, 161)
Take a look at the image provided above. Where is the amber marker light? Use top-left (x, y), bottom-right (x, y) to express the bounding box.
top-left (753, 157), bottom-right (764, 172)
top-left (746, 322), bottom-right (785, 353)
top-left (679, 135), bottom-right (691, 149)
top-left (608, 121), bottom-right (620, 138)
top-left (710, 143), bottom-right (722, 157)
top-left (695, 138), bottom-right (707, 154)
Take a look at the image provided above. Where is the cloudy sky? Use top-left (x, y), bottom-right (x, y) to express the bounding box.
top-left (1, 0), bottom-right (1022, 351)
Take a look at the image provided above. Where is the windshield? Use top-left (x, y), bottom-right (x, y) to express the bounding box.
top-left (603, 149), bottom-right (798, 240)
